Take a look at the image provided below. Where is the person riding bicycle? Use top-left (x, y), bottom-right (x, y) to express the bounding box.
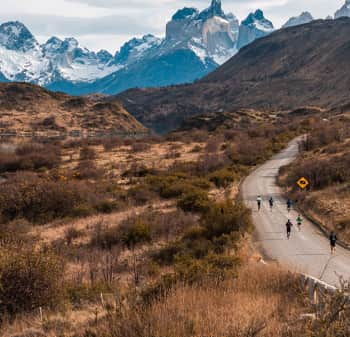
top-left (269, 197), bottom-right (274, 211)
top-left (286, 219), bottom-right (293, 239)
top-left (257, 195), bottom-right (262, 211)
top-left (287, 199), bottom-right (293, 212)
top-left (329, 231), bottom-right (337, 254)
top-left (296, 214), bottom-right (303, 231)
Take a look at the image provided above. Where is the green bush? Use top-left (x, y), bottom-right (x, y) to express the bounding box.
top-left (174, 253), bottom-right (239, 285)
top-left (201, 201), bottom-right (252, 239)
top-left (209, 168), bottom-right (237, 188)
top-left (177, 189), bottom-right (210, 213)
top-left (127, 184), bottom-right (156, 205)
top-left (95, 200), bottom-right (119, 214)
top-left (146, 174), bottom-right (211, 197)
top-left (150, 242), bottom-right (183, 266)
top-left (121, 222), bottom-right (152, 250)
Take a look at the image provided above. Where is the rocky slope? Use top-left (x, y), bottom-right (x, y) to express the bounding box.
top-left (115, 18), bottom-right (350, 133)
top-left (0, 83), bottom-right (147, 136)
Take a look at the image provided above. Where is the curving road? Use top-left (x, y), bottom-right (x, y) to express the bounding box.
top-left (241, 138), bottom-right (350, 287)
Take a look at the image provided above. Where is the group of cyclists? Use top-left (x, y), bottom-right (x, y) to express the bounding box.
top-left (256, 195), bottom-right (338, 254)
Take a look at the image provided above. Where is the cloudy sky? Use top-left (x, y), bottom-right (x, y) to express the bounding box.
top-left (0, 0), bottom-right (345, 53)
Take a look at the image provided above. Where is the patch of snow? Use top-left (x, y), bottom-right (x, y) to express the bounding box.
top-left (58, 62), bottom-right (122, 83)
top-left (188, 43), bottom-right (207, 63)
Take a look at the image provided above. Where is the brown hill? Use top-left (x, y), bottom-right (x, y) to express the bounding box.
top-left (116, 18), bottom-right (350, 133)
top-left (0, 82), bottom-right (148, 137)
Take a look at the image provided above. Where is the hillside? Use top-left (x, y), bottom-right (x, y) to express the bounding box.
top-left (116, 18), bottom-right (350, 133)
top-left (0, 83), bottom-right (147, 136)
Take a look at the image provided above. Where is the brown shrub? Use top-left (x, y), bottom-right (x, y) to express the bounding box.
top-left (0, 142), bottom-right (61, 173)
top-left (74, 160), bottom-right (105, 180)
top-left (102, 137), bottom-right (123, 152)
top-left (205, 136), bottom-right (223, 153)
top-left (0, 249), bottom-right (65, 316)
top-left (79, 265), bottom-right (304, 337)
top-left (0, 173), bottom-right (90, 223)
top-left (80, 146), bottom-right (96, 160)
top-left (131, 142), bottom-right (151, 153)
top-left (127, 184), bottom-right (157, 205)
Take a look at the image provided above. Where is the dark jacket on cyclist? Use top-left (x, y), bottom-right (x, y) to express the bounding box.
top-left (287, 199), bottom-right (292, 208)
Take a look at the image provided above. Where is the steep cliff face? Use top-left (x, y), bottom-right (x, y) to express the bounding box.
top-left (165, 0), bottom-right (239, 64)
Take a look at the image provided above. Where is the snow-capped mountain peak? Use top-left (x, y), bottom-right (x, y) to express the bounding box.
top-left (283, 12), bottom-right (314, 28)
top-left (335, 0), bottom-right (350, 18)
top-left (237, 9), bottom-right (274, 49)
top-left (0, 21), bottom-right (39, 52)
top-left (172, 7), bottom-right (199, 21)
top-left (0, 0), bottom-right (318, 96)
top-left (242, 10), bottom-right (274, 32)
top-left (114, 34), bottom-right (162, 65)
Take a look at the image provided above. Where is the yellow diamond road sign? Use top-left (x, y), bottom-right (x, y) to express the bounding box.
top-left (297, 177), bottom-right (309, 189)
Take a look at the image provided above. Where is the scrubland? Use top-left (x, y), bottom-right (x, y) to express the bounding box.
top-left (1, 114), bottom-right (348, 336)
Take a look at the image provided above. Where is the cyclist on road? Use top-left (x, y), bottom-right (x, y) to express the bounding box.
top-left (296, 214), bottom-right (303, 231)
top-left (287, 199), bottom-right (293, 213)
top-left (286, 219), bottom-right (293, 239)
top-left (269, 197), bottom-right (274, 211)
top-left (329, 231), bottom-right (337, 254)
top-left (257, 195), bottom-right (262, 211)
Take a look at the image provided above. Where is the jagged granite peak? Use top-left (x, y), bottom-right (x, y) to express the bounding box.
top-left (335, 0), bottom-right (350, 18)
top-left (237, 9), bottom-right (274, 49)
top-left (283, 12), bottom-right (314, 28)
top-left (114, 34), bottom-right (161, 65)
top-left (166, 0), bottom-right (239, 65)
top-left (96, 50), bottom-right (113, 64)
top-left (43, 37), bottom-right (80, 56)
top-left (241, 9), bottom-right (273, 29)
top-left (226, 12), bottom-right (240, 40)
top-left (198, 0), bottom-right (226, 20)
top-left (172, 7), bottom-right (199, 20)
top-left (0, 21), bottom-right (39, 51)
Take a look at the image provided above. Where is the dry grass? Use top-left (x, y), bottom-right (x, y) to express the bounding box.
top-left (30, 200), bottom-right (174, 245)
top-left (0, 263), bottom-right (306, 337)
top-left (77, 264), bottom-right (306, 337)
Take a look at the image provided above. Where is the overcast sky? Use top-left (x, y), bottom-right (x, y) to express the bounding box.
top-left (0, 0), bottom-right (345, 53)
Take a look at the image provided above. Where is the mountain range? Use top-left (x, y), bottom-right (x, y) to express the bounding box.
top-left (0, 0), bottom-right (346, 95)
top-left (115, 17), bottom-right (350, 133)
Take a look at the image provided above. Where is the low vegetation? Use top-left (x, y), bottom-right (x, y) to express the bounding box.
top-left (0, 112), bottom-right (327, 336)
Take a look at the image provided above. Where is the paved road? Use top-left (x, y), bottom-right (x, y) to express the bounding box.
top-left (242, 138), bottom-right (350, 287)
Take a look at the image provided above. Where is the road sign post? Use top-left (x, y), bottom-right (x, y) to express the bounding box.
top-left (297, 177), bottom-right (309, 190)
